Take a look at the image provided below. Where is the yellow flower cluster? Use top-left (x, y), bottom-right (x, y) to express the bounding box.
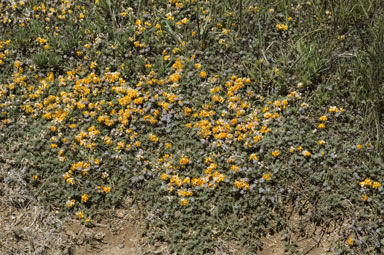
top-left (360, 178), bottom-right (381, 189)
top-left (272, 149), bottom-right (280, 157)
top-left (0, 40), bottom-right (11, 65)
top-left (262, 172), bottom-right (271, 181)
top-left (155, 86), bottom-right (302, 204)
top-left (177, 189), bottom-right (193, 197)
top-left (276, 23), bottom-right (288, 31)
top-left (234, 179), bottom-right (250, 190)
top-left (179, 157), bottom-right (190, 165)
top-left (302, 150), bottom-right (311, 157)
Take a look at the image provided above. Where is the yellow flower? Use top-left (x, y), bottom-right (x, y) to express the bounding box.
top-left (272, 149), bottom-right (280, 157)
top-left (319, 115), bottom-right (327, 121)
top-left (90, 61), bottom-right (97, 69)
top-left (81, 194), bottom-right (89, 203)
top-left (170, 175), bottom-right (183, 187)
top-left (76, 211), bottom-right (84, 219)
top-left (32, 175), bottom-right (38, 181)
top-left (103, 186), bottom-right (111, 193)
top-left (205, 157), bottom-right (213, 163)
top-left (212, 171), bottom-right (225, 183)
top-left (234, 179), bottom-right (250, 190)
top-left (274, 68), bottom-right (280, 75)
top-left (184, 107), bottom-right (192, 116)
top-left (161, 173), bottom-right (169, 181)
top-left (253, 135), bottom-right (262, 144)
top-left (222, 28), bottom-right (230, 35)
top-left (329, 106), bottom-right (338, 112)
top-left (230, 118), bottom-right (238, 125)
top-left (356, 144), bottom-right (363, 150)
top-left (179, 157), bottom-right (189, 165)
top-left (101, 172), bottom-right (109, 179)
top-left (317, 140), bottom-right (325, 146)
top-left (116, 141), bottom-right (125, 150)
top-left (249, 153), bottom-right (258, 161)
top-left (230, 165), bottom-right (240, 173)
top-left (302, 150), bottom-right (311, 157)
top-left (347, 237), bottom-right (353, 246)
top-left (66, 199), bottom-right (75, 208)
top-left (274, 100), bottom-right (281, 107)
top-left (200, 71), bottom-right (207, 79)
top-left (275, 23), bottom-right (288, 31)
top-left (318, 123), bottom-right (325, 129)
top-left (372, 182), bottom-right (381, 189)
top-left (180, 198), bottom-right (189, 206)
top-left (360, 178), bottom-right (372, 188)
top-left (149, 134), bottom-right (159, 142)
top-left (361, 194), bottom-right (368, 201)
top-left (177, 189), bottom-right (193, 197)
top-left (262, 172), bottom-right (271, 181)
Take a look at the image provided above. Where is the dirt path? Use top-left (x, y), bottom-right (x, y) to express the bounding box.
top-left (68, 206), bottom-right (143, 255)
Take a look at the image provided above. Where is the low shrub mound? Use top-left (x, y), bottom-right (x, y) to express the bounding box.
top-left (0, 0), bottom-right (383, 254)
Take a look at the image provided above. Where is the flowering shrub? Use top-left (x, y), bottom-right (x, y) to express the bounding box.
top-left (0, 0), bottom-right (383, 254)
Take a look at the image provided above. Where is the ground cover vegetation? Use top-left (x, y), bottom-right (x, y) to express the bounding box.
top-left (0, 0), bottom-right (384, 254)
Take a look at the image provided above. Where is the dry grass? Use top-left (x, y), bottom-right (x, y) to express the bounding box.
top-left (0, 160), bottom-right (74, 254)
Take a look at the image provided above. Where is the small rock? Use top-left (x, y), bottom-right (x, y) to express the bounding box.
top-left (116, 209), bottom-right (127, 218)
top-left (84, 231), bottom-right (94, 239)
top-left (94, 232), bottom-right (105, 241)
